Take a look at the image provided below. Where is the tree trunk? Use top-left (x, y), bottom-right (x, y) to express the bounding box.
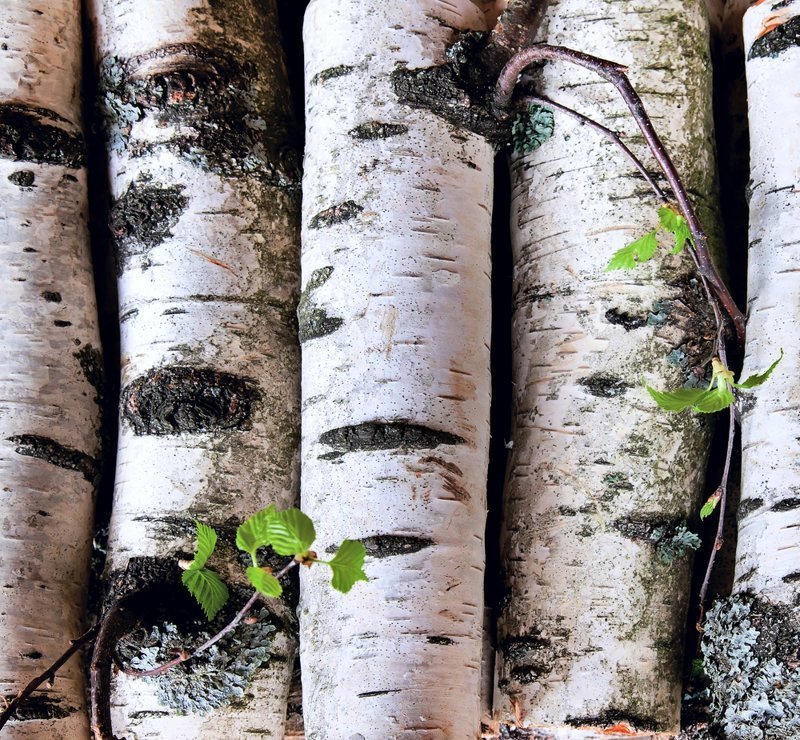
top-left (299, 1), bottom-right (493, 737)
top-left (701, 3), bottom-right (800, 737)
top-left (0, 1), bottom-right (102, 735)
top-left (493, 1), bottom-right (721, 735)
top-left (87, 0), bottom-right (301, 735)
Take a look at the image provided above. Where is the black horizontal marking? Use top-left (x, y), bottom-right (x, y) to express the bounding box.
top-left (0, 104), bottom-right (84, 168)
top-left (319, 422), bottom-right (465, 453)
top-left (7, 434), bottom-right (97, 482)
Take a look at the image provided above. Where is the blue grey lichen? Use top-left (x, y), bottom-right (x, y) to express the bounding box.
top-left (651, 524), bottom-right (701, 564)
top-left (702, 594), bottom-right (800, 738)
top-left (122, 608), bottom-right (277, 714)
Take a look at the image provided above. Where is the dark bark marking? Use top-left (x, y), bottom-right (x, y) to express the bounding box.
top-left (21, 651), bottom-right (43, 659)
top-left (7, 434), bottom-right (97, 482)
top-left (0, 104), bottom-right (84, 168)
top-left (500, 630), bottom-right (569, 688)
top-left (782, 571), bottom-right (800, 583)
top-left (310, 65), bottom-right (355, 85)
top-left (612, 515), bottom-right (681, 541)
top-left (74, 344), bottom-right (104, 407)
top-left (772, 497), bottom-right (800, 512)
top-left (605, 308), bottom-right (647, 330)
top-left (308, 200), bottom-right (363, 229)
top-left (122, 365), bottom-right (260, 435)
top-left (298, 265), bottom-right (343, 343)
top-left (357, 534), bottom-right (435, 558)
top-left (53, 320), bottom-right (72, 327)
top-left (738, 497), bottom-right (764, 518)
top-left (162, 307), bottom-right (187, 315)
top-left (427, 636), bottom-right (455, 645)
top-left (98, 48), bottom-right (300, 186)
top-left (319, 422), bottom-right (465, 454)
top-left (8, 170), bottom-right (35, 187)
top-left (41, 291), bottom-right (62, 302)
top-left (748, 16), bottom-right (800, 60)
top-left (578, 372), bottom-right (629, 398)
top-left (565, 710), bottom-right (663, 733)
top-left (110, 181), bottom-right (188, 275)
top-left (1, 694), bottom-right (74, 721)
top-left (357, 689), bottom-right (402, 699)
top-left (348, 121), bottom-right (408, 140)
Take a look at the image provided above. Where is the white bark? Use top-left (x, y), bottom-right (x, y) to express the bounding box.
top-left (735, 0), bottom-right (800, 605)
top-left (87, 0), bottom-right (300, 736)
top-left (493, 1), bottom-right (720, 735)
top-left (299, 1), bottom-right (493, 737)
top-left (0, 1), bottom-right (101, 736)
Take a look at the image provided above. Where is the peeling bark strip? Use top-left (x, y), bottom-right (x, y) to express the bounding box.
top-left (7, 434), bottom-right (97, 482)
top-left (110, 181), bottom-right (187, 273)
top-left (99, 48), bottom-right (300, 186)
top-left (121, 366), bottom-right (260, 435)
top-left (319, 422), bottom-right (466, 453)
top-left (0, 104), bottom-right (84, 168)
top-left (748, 14), bottom-right (800, 59)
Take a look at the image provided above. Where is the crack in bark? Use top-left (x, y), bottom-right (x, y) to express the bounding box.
top-left (7, 434), bottom-right (97, 482)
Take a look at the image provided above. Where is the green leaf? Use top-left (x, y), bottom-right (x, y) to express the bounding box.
top-left (326, 540), bottom-right (368, 594)
top-left (246, 566), bottom-right (283, 598)
top-left (658, 205), bottom-right (693, 254)
top-left (700, 492), bottom-right (721, 520)
top-left (236, 505), bottom-right (277, 556)
top-left (182, 567), bottom-right (229, 621)
top-left (605, 231), bottom-right (659, 271)
top-left (511, 104), bottom-right (555, 154)
top-left (646, 384), bottom-right (734, 414)
top-left (733, 350), bottom-right (783, 389)
top-left (190, 521), bottom-right (218, 570)
top-left (267, 508), bottom-right (316, 556)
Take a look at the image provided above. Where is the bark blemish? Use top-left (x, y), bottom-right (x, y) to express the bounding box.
top-left (348, 121), bottom-right (408, 140)
top-left (319, 422), bottom-right (465, 454)
top-left (356, 689), bottom-right (402, 699)
top-left (357, 534), bottom-right (435, 558)
top-left (0, 104), bottom-right (84, 168)
top-left (74, 344), bottom-right (104, 405)
top-left (7, 434), bottom-right (97, 482)
top-left (605, 308), bottom-right (647, 330)
top-left (308, 200), bottom-right (363, 229)
top-left (41, 290), bottom-right (62, 302)
top-left (1, 694), bottom-right (74, 721)
top-left (110, 182), bottom-right (188, 274)
top-left (564, 709), bottom-right (663, 733)
top-left (738, 497), bottom-right (765, 518)
top-left (748, 16), bottom-right (800, 60)
top-left (578, 372), bottom-right (629, 398)
top-left (8, 170), bottom-right (35, 187)
top-left (297, 266), bottom-right (344, 343)
top-left (427, 636), bottom-right (455, 645)
top-left (121, 366), bottom-right (260, 436)
top-left (310, 65), bottom-right (355, 85)
top-left (500, 629), bottom-right (568, 687)
top-left (771, 497), bottom-right (800, 512)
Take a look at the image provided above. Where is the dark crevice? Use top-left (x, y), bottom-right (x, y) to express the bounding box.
top-left (7, 434), bottom-right (97, 482)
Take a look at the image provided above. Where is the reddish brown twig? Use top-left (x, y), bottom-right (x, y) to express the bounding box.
top-left (0, 623), bottom-right (98, 731)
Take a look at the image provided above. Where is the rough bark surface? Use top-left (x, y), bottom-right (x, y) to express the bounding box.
top-left (493, 1), bottom-right (721, 735)
top-left (702, 4), bottom-right (800, 736)
top-left (0, 1), bottom-right (102, 736)
top-left (87, 0), bottom-right (301, 735)
top-left (299, 1), bottom-right (494, 737)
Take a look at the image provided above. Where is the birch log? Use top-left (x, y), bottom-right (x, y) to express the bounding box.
top-left (493, 1), bottom-right (721, 735)
top-left (0, 1), bottom-right (102, 736)
top-left (299, 1), bottom-right (493, 737)
top-left (702, 3), bottom-right (800, 736)
top-left (87, 0), bottom-right (300, 736)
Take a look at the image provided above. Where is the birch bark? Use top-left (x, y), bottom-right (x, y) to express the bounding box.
top-left (0, 1), bottom-right (102, 736)
top-left (493, 1), bottom-right (721, 735)
top-left (299, 1), bottom-right (493, 737)
top-left (702, 3), bottom-right (800, 735)
top-left (87, 0), bottom-right (300, 736)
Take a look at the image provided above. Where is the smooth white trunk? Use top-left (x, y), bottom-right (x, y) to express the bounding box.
top-left (299, 1), bottom-right (493, 737)
top-left (493, 1), bottom-right (720, 735)
top-left (88, 0), bottom-right (300, 736)
top-left (0, 1), bottom-right (101, 736)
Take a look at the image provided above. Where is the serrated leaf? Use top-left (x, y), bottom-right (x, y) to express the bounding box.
top-left (658, 205), bottom-right (693, 254)
top-left (190, 521), bottom-right (218, 570)
top-left (511, 104), bottom-right (555, 154)
top-left (236, 505), bottom-right (277, 556)
top-left (267, 508), bottom-right (316, 556)
top-left (646, 384), bottom-right (734, 414)
top-left (733, 350), bottom-right (783, 389)
top-left (246, 566), bottom-right (282, 597)
top-left (700, 493), bottom-right (721, 520)
top-left (182, 567), bottom-right (229, 621)
top-left (605, 231), bottom-right (659, 271)
top-left (327, 540), bottom-right (368, 594)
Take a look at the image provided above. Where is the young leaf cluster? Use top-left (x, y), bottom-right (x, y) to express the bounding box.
top-left (182, 509), bottom-right (368, 621)
top-left (512, 104), bottom-right (555, 154)
top-left (606, 205), bottom-right (692, 271)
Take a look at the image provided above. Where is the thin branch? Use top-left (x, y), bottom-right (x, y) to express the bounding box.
top-left (0, 624), bottom-right (98, 730)
top-left (122, 558), bottom-right (299, 679)
top-left (494, 43), bottom-right (746, 347)
top-left (517, 93), bottom-right (669, 202)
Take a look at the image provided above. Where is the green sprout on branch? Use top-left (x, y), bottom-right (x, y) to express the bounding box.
top-left (606, 204), bottom-right (693, 271)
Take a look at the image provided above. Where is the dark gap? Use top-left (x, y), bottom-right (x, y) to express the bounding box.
top-left (81, 0), bottom-right (120, 629)
top-left (484, 154), bottom-right (513, 693)
top-left (276, 0), bottom-right (310, 147)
